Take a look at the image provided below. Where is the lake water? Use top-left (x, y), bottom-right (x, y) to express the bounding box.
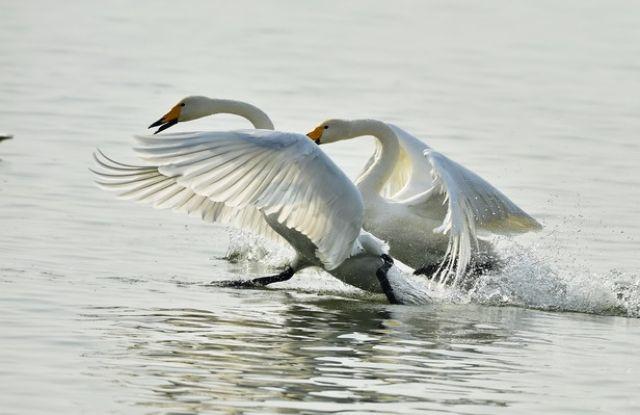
top-left (1, 1), bottom-right (639, 413)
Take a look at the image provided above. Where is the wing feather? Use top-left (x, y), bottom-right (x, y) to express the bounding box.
top-left (409, 149), bottom-right (542, 285)
top-left (381, 125), bottom-right (541, 285)
top-left (93, 150), bottom-right (285, 243)
top-left (93, 129), bottom-right (364, 269)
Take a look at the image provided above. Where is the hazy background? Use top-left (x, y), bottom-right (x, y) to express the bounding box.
top-left (1, 1), bottom-right (639, 414)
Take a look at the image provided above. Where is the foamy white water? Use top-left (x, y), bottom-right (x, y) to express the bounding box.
top-left (1, 1), bottom-right (639, 414)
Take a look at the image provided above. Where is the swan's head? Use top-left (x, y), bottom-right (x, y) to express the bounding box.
top-left (148, 96), bottom-right (213, 134)
top-left (306, 119), bottom-right (352, 144)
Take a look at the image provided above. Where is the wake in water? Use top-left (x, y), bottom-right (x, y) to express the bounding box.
top-left (222, 229), bottom-right (640, 318)
top-left (465, 241), bottom-right (640, 318)
top-left (224, 229), bottom-right (293, 268)
top-left (400, 239), bottom-right (640, 318)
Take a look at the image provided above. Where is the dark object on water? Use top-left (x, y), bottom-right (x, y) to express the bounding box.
top-left (209, 267), bottom-right (295, 288)
top-left (0, 134), bottom-right (13, 142)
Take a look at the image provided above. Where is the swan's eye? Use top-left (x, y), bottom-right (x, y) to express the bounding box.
top-left (324, 126), bottom-right (329, 130)
top-left (180, 103), bottom-right (186, 107)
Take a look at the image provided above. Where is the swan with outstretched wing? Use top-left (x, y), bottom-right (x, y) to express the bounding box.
top-left (134, 96), bottom-right (540, 287)
top-left (92, 127), bottom-right (429, 304)
top-left (307, 119), bottom-right (542, 286)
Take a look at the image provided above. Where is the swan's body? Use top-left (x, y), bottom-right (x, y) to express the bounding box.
top-left (93, 107), bottom-right (429, 304)
top-left (307, 119), bottom-right (542, 285)
top-left (140, 96), bottom-right (540, 287)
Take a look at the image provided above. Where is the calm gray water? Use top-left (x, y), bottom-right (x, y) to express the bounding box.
top-left (1, 1), bottom-right (640, 414)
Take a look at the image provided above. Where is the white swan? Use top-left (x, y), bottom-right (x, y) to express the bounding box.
top-left (307, 119), bottom-right (542, 286)
top-left (142, 96), bottom-right (540, 286)
top-left (148, 96), bottom-right (274, 133)
top-left (91, 128), bottom-right (429, 305)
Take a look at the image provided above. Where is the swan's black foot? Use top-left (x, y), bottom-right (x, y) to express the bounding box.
top-left (211, 267), bottom-right (295, 289)
top-left (413, 263), bottom-right (440, 278)
top-left (376, 254), bottom-right (400, 304)
top-left (210, 279), bottom-right (265, 289)
top-left (414, 254), bottom-right (503, 289)
top-left (469, 254), bottom-right (502, 275)
top-left (380, 254), bottom-right (394, 264)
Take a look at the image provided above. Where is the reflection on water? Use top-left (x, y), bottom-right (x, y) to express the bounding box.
top-left (76, 292), bottom-right (640, 414)
top-left (4, 269), bottom-right (640, 414)
top-left (85, 298), bottom-right (529, 413)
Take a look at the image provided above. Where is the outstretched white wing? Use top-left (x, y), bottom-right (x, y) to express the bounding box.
top-left (423, 150), bottom-right (542, 234)
top-left (387, 124), bottom-right (541, 284)
top-left (93, 129), bottom-right (364, 270)
top-left (92, 150), bottom-right (285, 243)
top-left (410, 149), bottom-right (541, 284)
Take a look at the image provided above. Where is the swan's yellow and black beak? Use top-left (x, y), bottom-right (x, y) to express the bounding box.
top-left (306, 126), bottom-right (324, 144)
top-left (148, 104), bottom-right (182, 134)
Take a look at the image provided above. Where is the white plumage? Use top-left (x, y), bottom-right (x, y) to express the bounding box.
top-left (308, 119), bottom-right (542, 286)
top-left (96, 129), bottom-right (363, 270)
top-left (121, 95), bottom-right (540, 289)
top-left (92, 126), bottom-right (429, 304)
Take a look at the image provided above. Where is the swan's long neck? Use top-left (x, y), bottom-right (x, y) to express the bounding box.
top-left (350, 120), bottom-right (400, 196)
top-left (205, 99), bottom-right (275, 129)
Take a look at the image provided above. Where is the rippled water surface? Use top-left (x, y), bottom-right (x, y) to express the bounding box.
top-left (1, 1), bottom-right (640, 414)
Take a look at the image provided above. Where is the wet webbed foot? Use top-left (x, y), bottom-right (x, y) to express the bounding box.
top-left (376, 254), bottom-right (400, 305)
top-left (413, 263), bottom-right (441, 278)
top-left (414, 254), bottom-right (503, 289)
top-left (210, 267), bottom-right (295, 289)
top-left (209, 279), bottom-right (268, 289)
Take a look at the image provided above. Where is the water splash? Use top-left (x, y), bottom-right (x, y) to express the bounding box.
top-left (460, 242), bottom-right (640, 317)
top-left (359, 240), bottom-right (640, 317)
top-left (224, 229), bottom-right (294, 269)
top-left (222, 229), bottom-right (640, 317)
